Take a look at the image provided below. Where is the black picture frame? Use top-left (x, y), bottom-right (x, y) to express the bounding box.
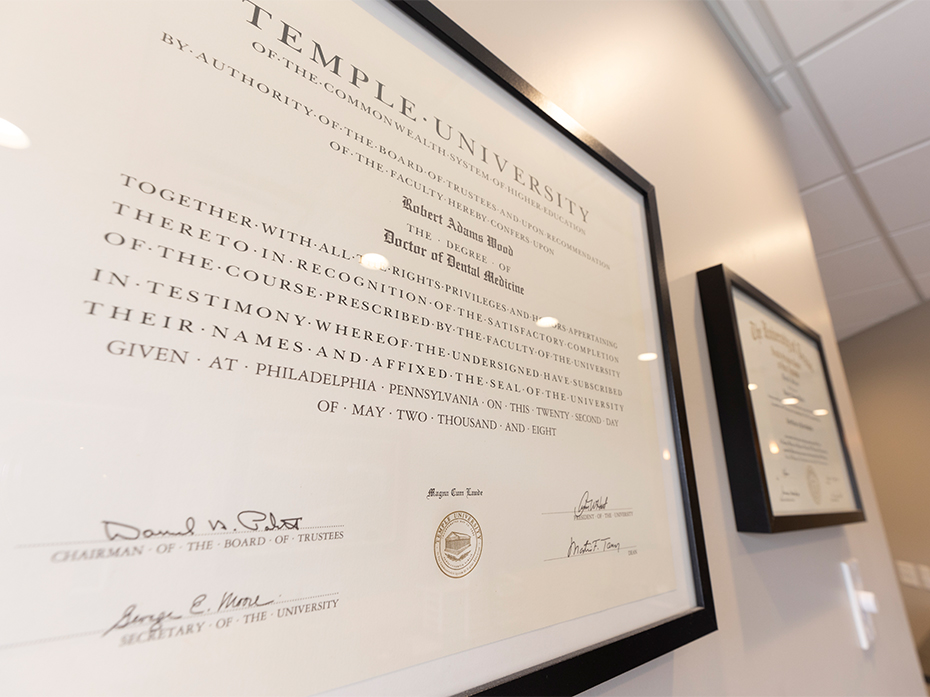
top-left (0, 1), bottom-right (717, 694)
top-left (387, 2), bottom-right (717, 695)
top-left (697, 264), bottom-right (865, 534)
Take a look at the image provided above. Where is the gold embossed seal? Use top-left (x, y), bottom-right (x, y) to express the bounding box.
top-left (806, 465), bottom-right (822, 505)
top-left (434, 511), bottom-right (482, 578)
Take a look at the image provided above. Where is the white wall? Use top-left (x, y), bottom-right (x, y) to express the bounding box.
top-left (841, 302), bottom-right (930, 657)
top-left (432, 2), bottom-right (924, 694)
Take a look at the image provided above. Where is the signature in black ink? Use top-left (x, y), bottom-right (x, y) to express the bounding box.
top-left (237, 510), bottom-right (302, 532)
top-left (218, 591), bottom-right (273, 611)
top-left (573, 491), bottom-right (609, 519)
top-left (102, 517), bottom-right (196, 541)
top-left (189, 591), bottom-right (274, 615)
top-left (567, 537), bottom-right (610, 557)
top-left (103, 604), bottom-right (182, 636)
top-left (566, 537), bottom-right (629, 557)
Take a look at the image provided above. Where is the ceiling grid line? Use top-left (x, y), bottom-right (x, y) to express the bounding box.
top-left (747, 0), bottom-right (925, 306)
top-left (785, 0), bottom-right (909, 69)
top-left (855, 134), bottom-right (930, 173)
top-left (807, 232), bottom-right (897, 262)
top-left (798, 172), bottom-right (846, 197)
top-left (822, 276), bottom-right (912, 302)
top-left (703, 0), bottom-right (788, 112)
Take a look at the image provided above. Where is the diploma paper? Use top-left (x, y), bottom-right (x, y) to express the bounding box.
top-left (0, 2), bottom-right (684, 693)
top-left (732, 289), bottom-right (858, 516)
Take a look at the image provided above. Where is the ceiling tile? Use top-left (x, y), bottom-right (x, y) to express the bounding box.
top-left (801, 176), bottom-right (880, 255)
top-left (765, 0), bottom-right (894, 57)
top-left (891, 222), bottom-right (930, 276)
top-left (857, 140), bottom-right (930, 232)
top-left (773, 73), bottom-right (843, 190)
top-left (798, 0), bottom-right (930, 167)
top-left (826, 280), bottom-right (919, 339)
top-left (817, 238), bottom-right (905, 297)
top-left (834, 317), bottom-right (881, 342)
top-left (720, 0), bottom-right (782, 73)
top-left (915, 273), bottom-right (930, 298)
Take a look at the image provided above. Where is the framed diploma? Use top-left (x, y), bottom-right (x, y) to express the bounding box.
top-left (698, 264), bottom-right (865, 534)
top-left (0, 1), bottom-right (715, 694)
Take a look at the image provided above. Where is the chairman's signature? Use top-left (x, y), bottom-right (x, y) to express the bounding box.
top-left (103, 517), bottom-right (195, 541)
top-left (101, 510), bottom-right (303, 540)
top-left (236, 510), bottom-right (301, 532)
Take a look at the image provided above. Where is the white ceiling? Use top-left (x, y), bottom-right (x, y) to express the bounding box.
top-left (706, 0), bottom-right (930, 340)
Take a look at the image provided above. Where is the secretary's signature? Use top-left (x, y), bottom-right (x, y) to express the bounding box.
top-left (104, 590), bottom-right (274, 637)
top-left (103, 604), bottom-right (182, 636)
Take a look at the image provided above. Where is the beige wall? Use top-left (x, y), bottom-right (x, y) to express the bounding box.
top-left (431, 1), bottom-right (924, 694)
top-left (841, 301), bottom-right (930, 653)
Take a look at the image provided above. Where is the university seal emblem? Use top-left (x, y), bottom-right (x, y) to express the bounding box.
top-left (434, 511), bottom-right (482, 578)
top-left (806, 465), bottom-right (822, 505)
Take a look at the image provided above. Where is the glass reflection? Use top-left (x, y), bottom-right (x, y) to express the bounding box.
top-left (359, 253), bottom-right (389, 270)
top-left (0, 117), bottom-right (30, 149)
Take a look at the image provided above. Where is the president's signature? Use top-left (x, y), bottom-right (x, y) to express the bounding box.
top-left (573, 491), bottom-right (608, 519)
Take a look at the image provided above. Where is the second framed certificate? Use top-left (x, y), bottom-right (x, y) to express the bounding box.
top-left (698, 265), bottom-right (865, 533)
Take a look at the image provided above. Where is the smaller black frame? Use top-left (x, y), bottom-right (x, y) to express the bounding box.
top-left (698, 264), bottom-right (865, 533)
